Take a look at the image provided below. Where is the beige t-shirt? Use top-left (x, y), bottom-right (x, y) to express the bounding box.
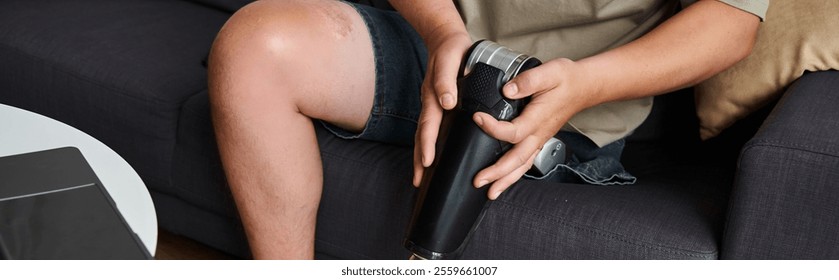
top-left (456, 0), bottom-right (768, 147)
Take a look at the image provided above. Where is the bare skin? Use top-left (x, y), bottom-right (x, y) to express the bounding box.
top-left (209, 0), bottom-right (759, 259)
top-left (208, 0), bottom-right (376, 259)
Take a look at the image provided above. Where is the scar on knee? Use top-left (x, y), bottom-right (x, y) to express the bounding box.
top-left (313, 1), bottom-right (354, 39)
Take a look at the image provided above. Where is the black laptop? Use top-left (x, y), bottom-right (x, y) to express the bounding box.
top-left (0, 147), bottom-right (152, 260)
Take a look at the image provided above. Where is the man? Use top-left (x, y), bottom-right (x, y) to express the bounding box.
top-left (207, 0), bottom-right (766, 259)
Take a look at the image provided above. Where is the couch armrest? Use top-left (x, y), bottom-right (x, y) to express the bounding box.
top-left (722, 70), bottom-right (839, 259)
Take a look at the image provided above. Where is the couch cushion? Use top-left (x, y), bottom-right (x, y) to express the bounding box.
top-left (724, 71), bottom-right (839, 259)
top-left (314, 128), bottom-right (733, 259)
top-left (310, 87), bottom-right (734, 259)
top-left (694, 0), bottom-right (839, 140)
top-left (0, 0), bottom-right (230, 190)
top-left (463, 147), bottom-right (732, 259)
top-left (172, 91), bottom-right (239, 219)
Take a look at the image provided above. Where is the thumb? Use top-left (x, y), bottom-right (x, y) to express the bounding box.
top-left (503, 62), bottom-right (557, 99)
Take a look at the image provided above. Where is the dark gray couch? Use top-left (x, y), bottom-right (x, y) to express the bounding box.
top-left (2, 0), bottom-right (837, 260)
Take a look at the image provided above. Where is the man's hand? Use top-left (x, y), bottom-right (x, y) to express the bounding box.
top-left (466, 0), bottom-right (759, 200)
top-left (402, 0), bottom-right (760, 202)
top-left (471, 58), bottom-right (595, 200)
top-left (387, 0), bottom-right (474, 188)
top-left (411, 32), bottom-right (472, 187)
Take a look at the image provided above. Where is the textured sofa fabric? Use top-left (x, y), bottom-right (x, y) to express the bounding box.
top-left (1, 0), bottom-right (837, 260)
top-left (0, 0), bottom-right (229, 193)
top-left (314, 90), bottom-right (737, 260)
top-left (724, 71), bottom-right (839, 259)
top-left (0, 0), bottom-right (246, 256)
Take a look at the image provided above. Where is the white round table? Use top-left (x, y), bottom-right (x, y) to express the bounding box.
top-left (0, 103), bottom-right (157, 255)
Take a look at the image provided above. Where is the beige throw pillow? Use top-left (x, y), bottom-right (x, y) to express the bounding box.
top-left (694, 0), bottom-right (839, 140)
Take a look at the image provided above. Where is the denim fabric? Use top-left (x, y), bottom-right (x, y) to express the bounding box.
top-left (524, 132), bottom-right (636, 185)
top-left (324, 2), bottom-right (636, 185)
top-left (318, 2), bottom-right (427, 147)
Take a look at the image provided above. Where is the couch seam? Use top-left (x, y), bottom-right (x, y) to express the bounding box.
top-left (741, 140), bottom-right (839, 159)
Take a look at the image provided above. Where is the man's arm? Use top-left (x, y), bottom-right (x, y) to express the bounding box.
top-left (579, 0), bottom-right (760, 106)
top-left (473, 0), bottom-right (761, 199)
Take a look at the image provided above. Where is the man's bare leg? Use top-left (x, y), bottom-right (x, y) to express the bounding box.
top-left (208, 0), bottom-right (376, 259)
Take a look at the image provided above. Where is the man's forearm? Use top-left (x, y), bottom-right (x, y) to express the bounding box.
top-left (578, 0), bottom-right (760, 109)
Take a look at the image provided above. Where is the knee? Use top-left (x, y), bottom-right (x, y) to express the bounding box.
top-left (208, 0), bottom-right (354, 68)
top-left (207, 0), bottom-right (357, 105)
